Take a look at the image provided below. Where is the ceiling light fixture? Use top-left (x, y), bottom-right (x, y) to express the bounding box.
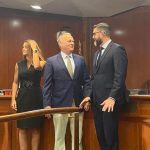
top-left (31, 5), bottom-right (42, 10)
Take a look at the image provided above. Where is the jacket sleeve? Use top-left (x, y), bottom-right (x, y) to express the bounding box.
top-left (109, 46), bottom-right (128, 100)
top-left (82, 58), bottom-right (92, 98)
top-left (42, 59), bottom-right (53, 107)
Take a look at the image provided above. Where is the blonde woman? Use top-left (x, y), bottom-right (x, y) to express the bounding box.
top-left (11, 39), bottom-right (46, 150)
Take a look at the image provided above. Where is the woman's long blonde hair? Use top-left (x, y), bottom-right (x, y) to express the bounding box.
top-left (25, 39), bottom-right (45, 61)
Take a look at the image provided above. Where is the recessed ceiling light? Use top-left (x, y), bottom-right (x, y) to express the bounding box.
top-left (114, 30), bottom-right (125, 36)
top-left (31, 5), bottom-right (42, 10)
top-left (10, 20), bottom-right (22, 27)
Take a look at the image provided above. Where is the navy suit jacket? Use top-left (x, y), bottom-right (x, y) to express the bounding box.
top-left (43, 52), bottom-right (91, 108)
top-left (92, 41), bottom-right (128, 105)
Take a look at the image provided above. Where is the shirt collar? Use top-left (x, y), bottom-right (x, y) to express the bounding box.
top-left (101, 39), bottom-right (112, 49)
top-left (61, 51), bottom-right (73, 59)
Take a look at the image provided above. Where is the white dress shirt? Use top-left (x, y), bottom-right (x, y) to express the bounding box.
top-left (101, 39), bottom-right (112, 55)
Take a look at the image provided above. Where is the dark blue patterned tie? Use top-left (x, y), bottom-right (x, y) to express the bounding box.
top-left (96, 47), bottom-right (103, 67)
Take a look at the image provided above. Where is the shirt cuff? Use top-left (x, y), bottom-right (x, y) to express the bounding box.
top-left (109, 97), bottom-right (116, 101)
top-left (84, 96), bottom-right (91, 102)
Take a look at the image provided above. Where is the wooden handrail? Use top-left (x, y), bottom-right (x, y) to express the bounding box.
top-left (120, 114), bottom-right (150, 123)
top-left (130, 95), bottom-right (150, 100)
top-left (0, 107), bottom-right (80, 122)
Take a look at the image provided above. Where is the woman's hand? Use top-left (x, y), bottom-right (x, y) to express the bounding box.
top-left (29, 40), bottom-right (38, 51)
top-left (11, 100), bottom-right (17, 111)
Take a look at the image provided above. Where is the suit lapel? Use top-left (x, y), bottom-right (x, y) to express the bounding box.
top-left (93, 50), bottom-right (99, 73)
top-left (72, 54), bottom-right (78, 79)
top-left (96, 41), bottom-right (113, 73)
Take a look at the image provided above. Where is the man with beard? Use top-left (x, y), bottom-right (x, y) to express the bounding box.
top-left (80, 22), bottom-right (128, 150)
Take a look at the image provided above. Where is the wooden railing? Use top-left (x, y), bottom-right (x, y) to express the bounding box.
top-left (0, 107), bottom-right (80, 150)
top-left (0, 107), bottom-right (80, 122)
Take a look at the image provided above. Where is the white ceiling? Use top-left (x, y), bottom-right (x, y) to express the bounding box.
top-left (0, 0), bottom-right (150, 17)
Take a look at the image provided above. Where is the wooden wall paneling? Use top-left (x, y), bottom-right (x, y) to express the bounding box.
top-left (82, 111), bottom-right (99, 150)
top-left (0, 8), bottom-right (83, 89)
top-left (11, 121), bottom-right (19, 150)
top-left (119, 120), bottom-right (140, 150)
top-left (138, 101), bottom-right (150, 114)
top-left (0, 16), bottom-right (9, 89)
top-left (40, 119), bottom-right (55, 150)
top-left (142, 121), bottom-right (150, 150)
top-left (0, 97), bottom-right (13, 150)
top-left (85, 7), bottom-right (150, 88)
top-left (0, 122), bottom-right (12, 150)
top-left (81, 18), bottom-right (93, 73)
top-left (1, 96), bottom-right (150, 150)
top-left (0, 99), bottom-right (12, 113)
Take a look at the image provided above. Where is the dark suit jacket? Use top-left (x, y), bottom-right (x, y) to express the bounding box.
top-left (92, 41), bottom-right (128, 105)
top-left (43, 52), bottom-right (91, 108)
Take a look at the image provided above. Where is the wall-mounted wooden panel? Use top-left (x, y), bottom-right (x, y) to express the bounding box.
top-left (83, 6), bottom-right (150, 88)
top-left (1, 96), bottom-right (150, 150)
top-left (0, 8), bottom-right (83, 89)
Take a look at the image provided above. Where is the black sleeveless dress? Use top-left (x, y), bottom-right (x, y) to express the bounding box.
top-left (16, 60), bottom-right (44, 128)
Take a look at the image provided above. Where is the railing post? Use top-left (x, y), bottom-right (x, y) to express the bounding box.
top-left (74, 112), bottom-right (79, 150)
